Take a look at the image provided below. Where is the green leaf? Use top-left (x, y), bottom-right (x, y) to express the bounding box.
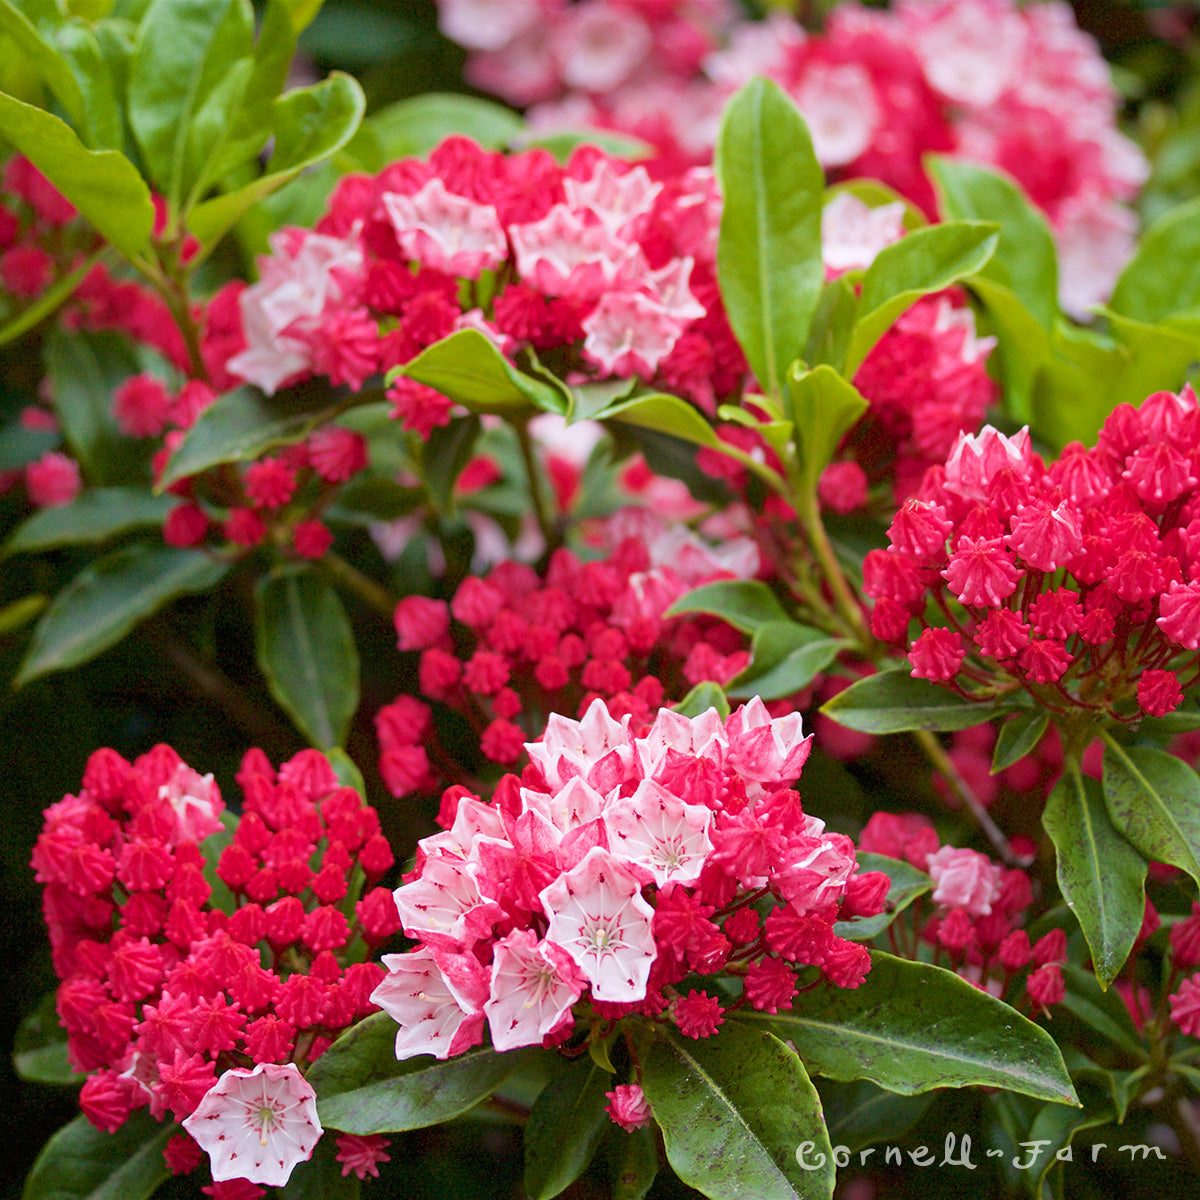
top-left (0, 252), bottom-right (98, 346)
top-left (4, 489), bottom-right (177, 555)
top-left (832, 853), bottom-right (931, 941)
top-left (1022, 1087), bottom-right (1115, 1199)
top-left (420, 414), bottom-right (481, 515)
top-left (1058, 964), bottom-right (1145, 1061)
top-left (0, 1), bottom-right (86, 136)
top-left (820, 667), bottom-right (1015, 733)
top-left (802, 276), bottom-right (858, 372)
top-left (673, 681), bottom-right (731, 721)
top-left (818, 1079), bottom-right (935, 1153)
top-left (158, 387), bottom-right (346, 491)
top-left (326, 746), bottom-right (366, 797)
top-left (642, 1022), bottom-right (835, 1200)
top-left (15, 544), bottom-right (228, 687)
top-left (1100, 309), bottom-right (1200, 415)
top-left (664, 580), bottom-right (791, 635)
top-left (844, 221), bottom-right (998, 374)
top-left (784, 364), bottom-right (868, 489)
top-left (255, 566), bottom-right (359, 749)
top-left (0, 421), bottom-right (57, 472)
top-left (926, 156), bottom-right (1059, 329)
top-left (992, 711), bottom-right (1050, 773)
top-left (22, 1111), bottom-right (173, 1200)
top-left (13, 991), bottom-right (80, 1087)
top-left (608, 1123), bottom-right (658, 1200)
top-left (277, 0), bottom-right (324, 33)
top-left (1043, 764), bottom-right (1146, 988)
top-left (727, 621), bottom-right (845, 701)
top-left (523, 128), bottom-right (652, 163)
top-left (736, 951), bottom-right (1077, 1104)
top-left (345, 92), bottom-right (523, 169)
top-left (715, 77), bottom-right (824, 398)
top-left (0, 91), bottom-right (153, 260)
top-left (1101, 737), bottom-right (1200, 890)
top-left (279, 1136), bottom-right (361, 1200)
top-left (394, 330), bottom-right (566, 417)
top-left (591, 391), bottom-right (725, 454)
top-left (0, 594), bottom-right (47, 636)
top-left (524, 1056), bottom-right (613, 1200)
top-left (310, 1013), bottom-right (542, 1135)
top-left (127, 0), bottom-right (254, 207)
top-left (566, 377), bottom-right (638, 425)
top-left (188, 71), bottom-right (365, 249)
top-left (1109, 196), bottom-right (1200, 325)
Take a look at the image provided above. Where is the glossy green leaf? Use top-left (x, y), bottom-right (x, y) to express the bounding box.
top-left (0, 92), bottom-right (153, 260)
top-left (127, 0), bottom-right (254, 207)
top-left (1101, 736), bottom-right (1200, 890)
top-left (5, 489), bottom-right (176, 555)
top-left (524, 1056), bottom-right (613, 1200)
top-left (15, 544), bottom-right (228, 687)
top-left (673, 681), bottom-right (731, 721)
top-left (844, 221), bottom-right (999, 374)
top-left (188, 71), bottom-right (365, 249)
top-left (393, 330), bottom-right (566, 417)
top-left (22, 1111), bottom-right (173, 1200)
top-left (1109, 196), bottom-right (1200, 325)
top-left (179, 55), bottom-right (255, 209)
top-left (820, 667), bottom-right (1015, 733)
top-left (608, 1123), bottom-right (658, 1200)
top-left (255, 566), bottom-right (359, 749)
top-left (642, 1022), bottom-right (835, 1200)
top-left (803, 276), bottom-right (858, 372)
top-left (926, 156), bottom-right (1059, 329)
top-left (0, 1), bottom-right (86, 135)
top-left (591, 391), bottom-right (726, 456)
top-left (736, 951), bottom-right (1077, 1103)
top-left (727, 621), bottom-right (845, 701)
top-left (1022, 1087), bottom-right (1115, 1199)
top-left (345, 92), bottom-right (523, 168)
top-left (715, 77), bottom-right (824, 398)
top-left (1058, 965), bottom-right (1145, 1061)
top-left (992, 711), bottom-right (1050, 773)
top-left (664, 579), bottom-right (791, 635)
top-left (784, 364), bottom-right (868, 488)
top-left (13, 991), bottom-right (80, 1087)
top-left (310, 1012), bottom-right (541, 1135)
top-left (832, 853), bottom-right (931, 941)
top-left (1100, 310), bottom-right (1200, 415)
top-left (158, 387), bottom-right (346, 490)
top-left (1044, 765), bottom-right (1146, 988)
top-left (566, 377), bottom-right (638, 425)
top-left (421, 414), bottom-right (481, 515)
top-left (818, 1080), bottom-right (935, 1153)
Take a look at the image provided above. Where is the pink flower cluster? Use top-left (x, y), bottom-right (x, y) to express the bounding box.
top-left (439, 0), bottom-right (1145, 314)
top-left (32, 744), bottom-right (399, 1187)
top-left (372, 696), bottom-right (886, 1103)
top-left (866, 385), bottom-right (1200, 722)
top-left (859, 812), bottom-right (1066, 1013)
top-left (213, 137), bottom-right (744, 414)
top-left (377, 512), bottom-right (760, 788)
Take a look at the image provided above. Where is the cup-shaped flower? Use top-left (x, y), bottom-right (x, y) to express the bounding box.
top-left (181, 1062), bottom-right (322, 1187)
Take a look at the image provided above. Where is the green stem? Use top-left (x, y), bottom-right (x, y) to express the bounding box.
top-left (515, 417), bottom-right (559, 552)
top-left (319, 552), bottom-right (398, 620)
top-left (796, 483), bottom-right (869, 644)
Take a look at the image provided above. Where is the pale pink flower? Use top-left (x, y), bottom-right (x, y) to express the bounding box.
top-left (526, 698), bottom-right (634, 792)
top-left (381, 179), bottom-right (508, 279)
top-left (582, 291), bottom-right (684, 377)
top-left (724, 697), bottom-right (813, 786)
top-left (553, 3), bottom-right (652, 93)
top-left (371, 946), bottom-right (488, 1060)
top-left (485, 929), bottom-right (584, 1049)
top-left (605, 1082), bottom-right (651, 1131)
top-left (774, 827), bottom-right (857, 913)
top-left (510, 204), bottom-right (645, 299)
top-left (942, 425), bottom-right (1036, 503)
top-left (540, 847), bottom-right (657, 1002)
top-left (927, 845), bottom-right (1001, 917)
top-left (391, 854), bottom-right (501, 949)
top-left (704, 13), bottom-right (806, 90)
top-left (821, 193), bottom-right (906, 276)
top-left (563, 162), bottom-right (662, 238)
top-left (1053, 191), bottom-right (1137, 318)
top-left (791, 61), bottom-right (881, 168)
top-left (182, 1062), bottom-right (322, 1187)
top-left (437, 0), bottom-right (545, 50)
top-left (522, 775), bottom-right (609, 838)
top-left (605, 779), bottom-right (714, 886)
top-left (635, 705), bottom-right (728, 780)
top-left (159, 764), bottom-right (225, 845)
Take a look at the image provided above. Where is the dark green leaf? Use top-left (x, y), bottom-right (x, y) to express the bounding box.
top-left (127, 0), bottom-right (255, 207)
top-left (820, 667), bottom-right (1014, 733)
top-left (188, 71), bottom-right (365, 250)
top-left (727, 621), bottom-right (845, 701)
top-left (15, 545), bottom-right (228, 687)
top-left (13, 991), bottom-right (80, 1087)
top-left (394, 329), bottom-right (566, 417)
top-left (844, 221), bottom-right (999, 374)
top-left (715, 77), bottom-right (824, 398)
top-left (1058, 965), bottom-right (1145, 1061)
top-left (4, 489), bottom-right (177, 555)
top-left (736, 951), bottom-right (1077, 1103)
top-left (818, 1079), bottom-right (935, 1153)
top-left (784, 364), bottom-right (868, 489)
top-left (832, 853), bottom-right (930, 941)
top-left (22, 1111), bottom-right (173, 1200)
top-left (524, 1056), bottom-right (613, 1200)
top-left (345, 92), bottom-right (523, 169)
top-left (0, 92), bottom-right (153, 261)
top-left (255, 566), bottom-right (359, 749)
top-left (642, 1022), bottom-right (835, 1200)
top-left (1044, 765), bottom-right (1145, 988)
top-left (992, 711), bottom-right (1050, 773)
top-left (664, 580), bottom-right (790, 635)
top-left (608, 1123), bottom-right (658, 1200)
top-left (0, 594), bottom-right (47, 636)
top-left (0, 421), bottom-right (57, 472)
top-left (1101, 737), bottom-right (1200, 890)
top-left (1022, 1088), bottom-right (1115, 1199)
top-left (421, 414), bottom-right (481, 515)
top-left (158, 386), bottom-right (345, 490)
top-left (280, 1135), bottom-right (361, 1200)
top-left (927, 157), bottom-right (1059, 329)
top-left (673, 681), bottom-right (730, 721)
top-left (1109, 196), bottom-right (1200, 325)
top-left (311, 1012), bottom-right (541, 1135)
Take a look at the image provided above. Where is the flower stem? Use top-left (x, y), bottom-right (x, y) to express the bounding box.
top-left (319, 553), bottom-right (398, 620)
